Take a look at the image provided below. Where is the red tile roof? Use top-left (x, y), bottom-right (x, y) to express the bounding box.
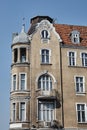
top-left (54, 24), bottom-right (87, 46)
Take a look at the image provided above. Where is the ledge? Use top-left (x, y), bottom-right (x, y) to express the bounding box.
top-left (11, 62), bottom-right (30, 67)
top-left (40, 63), bottom-right (52, 65)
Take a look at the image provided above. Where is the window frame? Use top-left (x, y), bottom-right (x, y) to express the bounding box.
top-left (12, 102), bottom-right (16, 122)
top-left (76, 103), bottom-right (87, 123)
top-left (71, 30), bottom-right (80, 44)
top-left (19, 102), bottom-right (26, 121)
top-left (41, 30), bottom-right (50, 39)
top-left (68, 51), bottom-right (76, 66)
top-left (12, 73), bottom-right (17, 91)
top-left (20, 48), bottom-right (26, 63)
top-left (81, 52), bottom-right (87, 67)
top-left (38, 74), bottom-right (52, 91)
top-left (74, 76), bottom-right (85, 94)
top-left (40, 49), bottom-right (51, 64)
top-left (19, 73), bottom-right (27, 90)
top-left (38, 100), bottom-right (55, 121)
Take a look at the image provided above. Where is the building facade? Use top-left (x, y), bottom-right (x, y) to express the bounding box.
top-left (10, 16), bottom-right (87, 130)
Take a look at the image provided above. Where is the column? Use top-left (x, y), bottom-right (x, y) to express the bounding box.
top-left (17, 48), bottom-right (20, 63)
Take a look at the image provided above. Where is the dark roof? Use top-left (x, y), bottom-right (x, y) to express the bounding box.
top-left (30, 16), bottom-right (53, 24)
top-left (54, 24), bottom-right (87, 46)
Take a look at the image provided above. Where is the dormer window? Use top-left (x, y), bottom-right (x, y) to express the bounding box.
top-left (71, 30), bottom-right (80, 44)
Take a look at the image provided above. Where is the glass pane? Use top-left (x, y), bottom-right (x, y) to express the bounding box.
top-left (78, 111), bottom-right (80, 122)
top-left (82, 111), bottom-right (85, 122)
top-left (20, 103), bottom-right (25, 121)
top-left (21, 74), bottom-right (25, 90)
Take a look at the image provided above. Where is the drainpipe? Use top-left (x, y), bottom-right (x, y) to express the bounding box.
top-left (59, 42), bottom-right (64, 128)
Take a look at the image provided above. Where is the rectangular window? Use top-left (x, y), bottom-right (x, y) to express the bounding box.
top-left (69, 52), bottom-right (76, 66)
top-left (12, 103), bottom-right (16, 121)
top-left (20, 48), bottom-right (26, 62)
top-left (12, 74), bottom-right (17, 91)
top-left (75, 76), bottom-right (85, 93)
top-left (81, 53), bottom-right (87, 67)
top-left (20, 102), bottom-right (25, 121)
top-left (41, 49), bottom-right (49, 64)
top-left (20, 73), bottom-right (26, 90)
top-left (76, 104), bottom-right (86, 123)
top-left (38, 101), bottom-right (54, 121)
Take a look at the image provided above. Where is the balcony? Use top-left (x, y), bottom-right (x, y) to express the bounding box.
top-left (36, 89), bottom-right (60, 100)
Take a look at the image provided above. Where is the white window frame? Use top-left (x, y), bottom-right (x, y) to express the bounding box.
top-left (67, 51), bottom-right (76, 66)
top-left (11, 73), bottom-right (17, 91)
top-left (38, 100), bottom-right (55, 121)
top-left (12, 102), bottom-right (16, 122)
top-left (74, 76), bottom-right (85, 94)
top-left (41, 30), bottom-right (50, 39)
top-left (19, 73), bottom-right (27, 90)
top-left (76, 103), bottom-right (87, 123)
top-left (40, 49), bottom-right (51, 64)
top-left (19, 102), bottom-right (26, 121)
top-left (80, 52), bottom-right (87, 67)
top-left (38, 74), bottom-right (52, 91)
top-left (71, 30), bottom-right (80, 44)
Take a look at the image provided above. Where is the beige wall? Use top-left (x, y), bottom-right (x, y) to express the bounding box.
top-left (61, 47), bottom-right (87, 128)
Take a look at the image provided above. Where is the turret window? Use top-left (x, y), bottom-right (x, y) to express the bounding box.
top-left (14, 48), bottom-right (18, 63)
top-left (20, 102), bottom-right (26, 121)
top-left (19, 73), bottom-right (27, 90)
top-left (12, 74), bottom-right (17, 91)
top-left (20, 48), bottom-right (26, 62)
top-left (12, 103), bottom-right (16, 121)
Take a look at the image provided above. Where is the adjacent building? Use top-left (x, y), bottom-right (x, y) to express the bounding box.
top-left (10, 16), bottom-right (87, 130)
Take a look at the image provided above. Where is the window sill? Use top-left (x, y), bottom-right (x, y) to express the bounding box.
top-left (41, 63), bottom-right (52, 65)
top-left (76, 92), bottom-right (86, 96)
top-left (10, 90), bottom-right (30, 94)
top-left (78, 122), bottom-right (87, 124)
top-left (68, 65), bottom-right (87, 68)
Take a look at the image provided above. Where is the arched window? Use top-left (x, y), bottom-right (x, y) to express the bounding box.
top-left (38, 74), bottom-right (52, 91)
top-left (41, 30), bottom-right (49, 39)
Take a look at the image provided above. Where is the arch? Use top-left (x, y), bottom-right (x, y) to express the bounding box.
top-left (36, 71), bottom-right (56, 83)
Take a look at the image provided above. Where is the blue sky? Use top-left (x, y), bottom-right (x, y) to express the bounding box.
top-left (0, 0), bottom-right (87, 129)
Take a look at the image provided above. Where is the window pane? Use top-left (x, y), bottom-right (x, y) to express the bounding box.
top-left (41, 50), bottom-right (49, 63)
top-left (38, 75), bottom-right (52, 91)
top-left (20, 74), bottom-right (25, 90)
top-left (20, 48), bottom-right (26, 62)
top-left (41, 30), bottom-right (48, 39)
top-left (38, 102), bottom-right (54, 121)
top-left (13, 75), bottom-right (16, 90)
top-left (82, 53), bottom-right (87, 66)
top-left (77, 104), bottom-right (85, 123)
top-left (20, 103), bottom-right (25, 121)
top-left (13, 103), bottom-right (16, 121)
top-left (69, 52), bottom-right (75, 66)
top-left (76, 77), bottom-right (83, 93)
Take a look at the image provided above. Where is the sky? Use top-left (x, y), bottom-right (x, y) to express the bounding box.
top-left (0, 0), bottom-right (87, 129)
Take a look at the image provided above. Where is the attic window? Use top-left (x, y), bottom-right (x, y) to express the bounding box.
top-left (41, 30), bottom-right (50, 43)
top-left (71, 30), bottom-right (80, 44)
